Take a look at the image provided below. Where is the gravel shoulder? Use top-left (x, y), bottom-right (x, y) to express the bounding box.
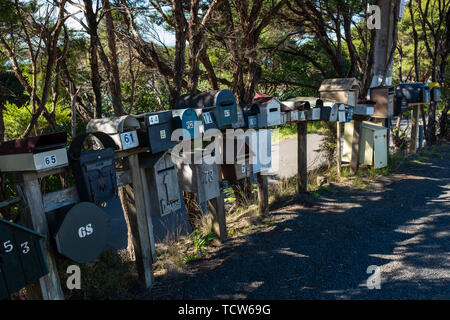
top-left (147, 143), bottom-right (450, 300)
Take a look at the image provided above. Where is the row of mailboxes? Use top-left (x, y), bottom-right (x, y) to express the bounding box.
top-left (0, 218), bottom-right (49, 299)
top-left (176, 90), bottom-right (238, 129)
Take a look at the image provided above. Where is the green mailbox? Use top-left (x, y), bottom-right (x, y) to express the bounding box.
top-left (0, 218), bottom-right (49, 299)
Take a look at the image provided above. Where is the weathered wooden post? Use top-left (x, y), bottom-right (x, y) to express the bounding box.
top-left (297, 121), bottom-right (308, 193)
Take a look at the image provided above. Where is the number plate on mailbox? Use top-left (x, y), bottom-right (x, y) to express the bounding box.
top-left (120, 131), bottom-right (139, 150)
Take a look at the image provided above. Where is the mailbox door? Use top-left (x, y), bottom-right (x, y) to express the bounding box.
top-left (267, 101), bottom-right (281, 127)
top-left (54, 202), bottom-right (111, 264)
top-left (195, 163), bottom-right (221, 203)
top-left (373, 129), bottom-right (388, 169)
top-left (146, 111), bottom-right (176, 154)
top-left (0, 222), bottom-right (26, 295)
top-left (80, 149), bottom-right (117, 205)
top-left (311, 108), bottom-right (321, 120)
top-left (320, 107), bottom-right (331, 121)
top-left (214, 90), bottom-right (238, 128)
top-left (200, 111), bottom-right (219, 132)
top-left (173, 109), bottom-right (200, 140)
top-left (155, 156), bottom-right (182, 217)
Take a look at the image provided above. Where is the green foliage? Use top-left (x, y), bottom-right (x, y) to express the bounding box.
top-left (317, 122), bottom-right (338, 167)
top-left (3, 101), bottom-right (71, 140)
top-left (191, 229), bottom-right (217, 256)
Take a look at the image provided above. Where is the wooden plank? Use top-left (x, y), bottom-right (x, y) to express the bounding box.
top-left (409, 105), bottom-right (419, 154)
top-left (42, 170), bottom-right (131, 213)
top-left (297, 121), bottom-right (308, 192)
top-left (257, 173), bottom-right (269, 216)
top-left (21, 172), bottom-right (64, 300)
top-left (140, 167), bottom-right (157, 262)
top-left (350, 119), bottom-right (363, 175)
top-left (122, 154), bottom-right (154, 289)
top-left (208, 189), bottom-right (228, 242)
top-left (337, 122), bottom-right (342, 176)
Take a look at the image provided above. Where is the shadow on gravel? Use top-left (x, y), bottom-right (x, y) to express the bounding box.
top-left (148, 147), bottom-right (450, 300)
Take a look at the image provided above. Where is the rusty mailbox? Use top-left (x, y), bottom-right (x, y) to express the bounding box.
top-left (139, 152), bottom-right (183, 217)
top-left (0, 132), bottom-right (68, 172)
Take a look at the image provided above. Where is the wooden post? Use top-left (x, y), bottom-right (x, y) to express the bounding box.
top-left (140, 168), bottom-right (157, 262)
top-left (208, 188), bottom-right (227, 242)
top-left (122, 154), bottom-right (154, 289)
top-left (336, 122), bottom-right (342, 176)
top-left (20, 172), bottom-right (64, 300)
top-left (297, 121), bottom-right (308, 193)
top-left (350, 118), bottom-right (363, 175)
top-left (257, 172), bottom-right (269, 216)
top-left (409, 104), bottom-right (420, 154)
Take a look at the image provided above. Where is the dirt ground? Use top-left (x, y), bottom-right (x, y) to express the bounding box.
top-left (145, 143), bottom-right (450, 300)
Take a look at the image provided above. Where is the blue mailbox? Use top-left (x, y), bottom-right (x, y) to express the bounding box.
top-left (172, 108), bottom-right (200, 140)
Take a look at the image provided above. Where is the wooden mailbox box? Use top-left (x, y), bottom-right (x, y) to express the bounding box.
top-left (319, 78), bottom-right (360, 107)
top-left (47, 202), bottom-right (112, 264)
top-left (253, 94), bottom-right (282, 127)
top-left (135, 111), bottom-right (176, 154)
top-left (174, 152), bottom-right (221, 204)
top-left (176, 90), bottom-right (238, 129)
top-left (0, 132), bottom-right (68, 172)
top-left (172, 108), bottom-right (201, 140)
top-left (87, 116), bottom-right (141, 151)
top-left (139, 152), bottom-right (183, 217)
top-left (0, 218), bottom-right (49, 299)
top-left (342, 121), bottom-right (388, 169)
top-left (370, 86), bottom-right (395, 118)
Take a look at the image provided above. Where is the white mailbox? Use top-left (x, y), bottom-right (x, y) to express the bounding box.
top-left (87, 116), bottom-right (141, 151)
top-left (0, 132), bottom-right (68, 172)
top-left (139, 152), bottom-right (183, 217)
top-left (253, 94), bottom-right (282, 127)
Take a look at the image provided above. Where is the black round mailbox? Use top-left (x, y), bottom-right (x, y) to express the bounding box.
top-left (54, 202), bottom-right (111, 264)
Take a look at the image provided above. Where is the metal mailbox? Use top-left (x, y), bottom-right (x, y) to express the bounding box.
top-left (243, 105), bottom-right (260, 129)
top-left (355, 101), bottom-right (375, 116)
top-left (430, 82), bottom-right (441, 102)
top-left (307, 108), bottom-right (321, 121)
top-left (172, 108), bottom-right (201, 140)
top-left (175, 152), bottom-right (221, 204)
top-left (0, 132), bottom-right (68, 172)
top-left (232, 105), bottom-right (246, 129)
top-left (139, 152), bottom-right (183, 217)
top-left (395, 83), bottom-right (431, 105)
top-left (135, 111), bottom-right (176, 154)
top-left (87, 116), bottom-right (141, 151)
top-left (68, 132), bottom-right (118, 205)
top-left (338, 104), bottom-right (347, 122)
top-left (251, 129), bottom-right (272, 174)
top-left (194, 108), bottom-right (220, 134)
top-left (254, 94), bottom-right (282, 127)
top-left (221, 134), bottom-right (253, 183)
top-left (47, 202), bottom-right (111, 264)
top-left (370, 86), bottom-right (395, 118)
top-left (176, 90), bottom-right (238, 129)
top-left (319, 78), bottom-right (360, 107)
top-left (320, 106), bottom-right (332, 121)
top-left (0, 218), bottom-right (49, 299)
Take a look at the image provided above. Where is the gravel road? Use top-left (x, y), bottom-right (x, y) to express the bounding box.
top-left (147, 143), bottom-right (450, 300)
